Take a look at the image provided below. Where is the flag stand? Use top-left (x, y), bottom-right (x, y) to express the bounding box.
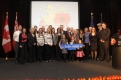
top-left (5, 54), bottom-right (8, 60)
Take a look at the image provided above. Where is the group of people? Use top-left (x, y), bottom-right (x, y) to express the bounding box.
top-left (13, 22), bottom-right (111, 64)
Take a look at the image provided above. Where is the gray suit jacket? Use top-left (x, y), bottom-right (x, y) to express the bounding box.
top-left (52, 33), bottom-right (58, 45)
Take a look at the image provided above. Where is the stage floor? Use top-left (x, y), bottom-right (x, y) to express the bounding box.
top-left (0, 58), bottom-right (121, 79)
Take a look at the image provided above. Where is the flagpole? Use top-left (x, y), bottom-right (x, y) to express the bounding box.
top-left (5, 12), bottom-right (9, 60)
top-left (16, 12), bottom-right (18, 16)
top-left (91, 13), bottom-right (93, 19)
top-left (100, 13), bottom-right (102, 19)
top-left (100, 13), bottom-right (102, 23)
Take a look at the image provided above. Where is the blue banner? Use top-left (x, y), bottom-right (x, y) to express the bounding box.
top-left (60, 44), bottom-right (84, 50)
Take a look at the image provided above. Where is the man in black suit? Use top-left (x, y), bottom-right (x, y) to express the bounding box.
top-left (97, 23), bottom-right (102, 60)
top-left (60, 25), bottom-right (65, 35)
top-left (99, 22), bottom-right (111, 62)
top-left (65, 27), bottom-right (71, 43)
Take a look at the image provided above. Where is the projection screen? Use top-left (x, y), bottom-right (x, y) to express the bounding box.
top-left (31, 1), bottom-right (79, 31)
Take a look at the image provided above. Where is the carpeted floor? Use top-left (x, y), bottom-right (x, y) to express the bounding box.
top-left (0, 58), bottom-right (121, 80)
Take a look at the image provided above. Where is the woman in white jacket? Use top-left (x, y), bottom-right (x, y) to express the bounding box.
top-left (44, 28), bottom-right (53, 63)
top-left (36, 28), bottom-right (44, 62)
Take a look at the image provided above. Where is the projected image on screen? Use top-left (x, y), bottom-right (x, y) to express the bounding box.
top-left (31, 1), bottom-right (79, 30)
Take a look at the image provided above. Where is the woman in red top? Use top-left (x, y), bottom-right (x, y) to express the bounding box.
top-left (19, 28), bottom-right (28, 64)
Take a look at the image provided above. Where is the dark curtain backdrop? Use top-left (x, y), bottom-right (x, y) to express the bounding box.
top-left (0, 0), bottom-right (121, 58)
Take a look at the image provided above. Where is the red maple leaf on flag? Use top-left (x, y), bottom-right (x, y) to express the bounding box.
top-left (2, 14), bottom-right (12, 53)
top-left (3, 29), bottom-right (10, 40)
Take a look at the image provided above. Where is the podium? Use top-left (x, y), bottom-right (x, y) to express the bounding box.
top-left (111, 34), bottom-right (121, 70)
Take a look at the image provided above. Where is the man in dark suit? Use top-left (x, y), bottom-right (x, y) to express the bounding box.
top-left (97, 23), bottom-right (102, 60)
top-left (99, 22), bottom-right (111, 62)
top-left (60, 25), bottom-right (66, 35)
top-left (65, 27), bottom-right (71, 43)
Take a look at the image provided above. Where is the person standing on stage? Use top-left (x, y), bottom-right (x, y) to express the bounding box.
top-left (59, 34), bottom-right (68, 63)
top-left (97, 23), bottom-right (103, 60)
top-left (65, 27), bottom-right (71, 43)
top-left (99, 22), bottom-right (111, 62)
top-left (36, 28), bottom-right (44, 62)
top-left (13, 25), bottom-right (22, 63)
top-left (44, 28), bottom-right (53, 63)
top-left (56, 28), bottom-right (62, 61)
top-left (19, 28), bottom-right (27, 64)
top-left (84, 27), bottom-right (90, 60)
top-left (69, 36), bottom-right (76, 62)
top-left (76, 39), bottom-right (85, 62)
top-left (28, 28), bottom-right (37, 63)
top-left (89, 27), bottom-right (98, 60)
top-left (65, 27), bottom-right (71, 60)
top-left (51, 28), bottom-right (57, 60)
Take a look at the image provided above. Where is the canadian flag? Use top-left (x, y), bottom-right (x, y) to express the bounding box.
top-left (12, 13), bottom-right (18, 51)
top-left (2, 13), bottom-right (12, 53)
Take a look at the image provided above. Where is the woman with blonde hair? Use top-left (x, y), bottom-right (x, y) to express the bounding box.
top-left (36, 28), bottom-right (44, 62)
top-left (44, 28), bottom-right (53, 63)
top-left (89, 27), bottom-right (98, 60)
top-left (28, 28), bottom-right (37, 63)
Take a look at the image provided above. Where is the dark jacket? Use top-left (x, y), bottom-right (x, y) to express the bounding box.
top-left (99, 28), bottom-right (111, 41)
top-left (65, 31), bottom-right (71, 43)
top-left (28, 33), bottom-right (37, 47)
